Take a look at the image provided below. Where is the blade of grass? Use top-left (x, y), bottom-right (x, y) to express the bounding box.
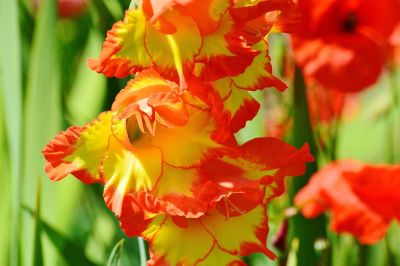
top-left (23, 206), bottom-right (98, 266)
top-left (107, 239), bottom-right (125, 266)
top-left (288, 67), bottom-right (327, 266)
top-left (67, 31), bottom-right (106, 125)
top-left (23, 0), bottom-right (62, 263)
top-left (0, 0), bottom-right (23, 264)
top-left (0, 85), bottom-right (12, 266)
top-left (33, 176), bottom-right (43, 266)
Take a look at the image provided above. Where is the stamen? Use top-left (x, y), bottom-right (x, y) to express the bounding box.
top-left (223, 197), bottom-right (246, 220)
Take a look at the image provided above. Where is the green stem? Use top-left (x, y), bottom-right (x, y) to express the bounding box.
top-left (288, 67), bottom-right (327, 266)
top-left (137, 237), bottom-right (147, 266)
top-left (359, 244), bottom-right (369, 266)
top-left (388, 66), bottom-right (400, 163)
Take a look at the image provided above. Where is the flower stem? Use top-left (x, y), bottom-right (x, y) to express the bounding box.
top-left (137, 237), bottom-right (147, 266)
top-left (388, 66), bottom-right (400, 163)
top-left (288, 67), bottom-right (328, 266)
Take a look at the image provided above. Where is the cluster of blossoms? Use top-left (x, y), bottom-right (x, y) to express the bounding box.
top-left (43, 0), bottom-right (313, 264)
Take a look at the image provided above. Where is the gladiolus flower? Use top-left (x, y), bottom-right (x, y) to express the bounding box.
top-left (88, 0), bottom-right (292, 90)
top-left (293, 0), bottom-right (400, 92)
top-left (43, 65), bottom-right (314, 264)
top-left (295, 160), bottom-right (400, 244)
top-left (43, 0), bottom-right (311, 264)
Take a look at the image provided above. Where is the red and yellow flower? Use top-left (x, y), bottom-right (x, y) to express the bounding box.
top-left (43, 0), bottom-right (307, 264)
top-left (88, 0), bottom-right (290, 90)
top-left (43, 66), bottom-right (312, 263)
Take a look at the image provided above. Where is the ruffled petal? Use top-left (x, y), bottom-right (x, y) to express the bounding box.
top-left (198, 137), bottom-right (313, 212)
top-left (42, 112), bottom-right (114, 184)
top-left (196, 12), bottom-right (259, 81)
top-left (230, 40), bottom-right (286, 91)
top-left (88, 9), bottom-right (152, 78)
top-left (212, 78), bottom-right (260, 133)
top-left (143, 0), bottom-right (231, 35)
top-left (88, 8), bottom-right (202, 86)
top-left (144, 204), bottom-right (274, 265)
top-left (112, 69), bottom-right (189, 134)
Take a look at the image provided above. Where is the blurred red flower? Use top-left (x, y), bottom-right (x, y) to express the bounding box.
top-left (34, 0), bottom-right (87, 18)
top-left (293, 0), bottom-right (400, 92)
top-left (295, 160), bottom-right (400, 244)
top-left (58, 0), bottom-right (87, 17)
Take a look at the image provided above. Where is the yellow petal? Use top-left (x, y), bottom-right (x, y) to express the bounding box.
top-left (102, 127), bottom-right (163, 215)
top-left (137, 106), bottom-right (223, 167)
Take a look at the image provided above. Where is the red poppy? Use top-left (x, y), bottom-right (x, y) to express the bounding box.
top-left (293, 0), bottom-right (400, 92)
top-left (295, 160), bottom-right (400, 244)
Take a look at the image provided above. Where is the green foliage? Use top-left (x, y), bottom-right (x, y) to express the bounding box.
top-left (107, 239), bottom-right (125, 266)
top-left (24, 205), bottom-right (98, 266)
top-left (0, 0), bottom-right (23, 264)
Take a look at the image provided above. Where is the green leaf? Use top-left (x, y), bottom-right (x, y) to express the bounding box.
top-left (107, 239), bottom-right (125, 266)
top-left (288, 67), bottom-right (327, 266)
top-left (23, 206), bottom-right (98, 266)
top-left (0, 81), bottom-right (12, 266)
top-left (23, 0), bottom-right (62, 263)
top-left (67, 31), bottom-right (106, 125)
top-left (33, 176), bottom-right (43, 266)
top-left (0, 0), bottom-right (23, 264)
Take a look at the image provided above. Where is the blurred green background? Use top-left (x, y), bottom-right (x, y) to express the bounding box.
top-left (1, 0), bottom-right (400, 265)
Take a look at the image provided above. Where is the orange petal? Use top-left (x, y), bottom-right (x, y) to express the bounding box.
top-left (143, 0), bottom-right (231, 35)
top-left (112, 69), bottom-right (189, 133)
